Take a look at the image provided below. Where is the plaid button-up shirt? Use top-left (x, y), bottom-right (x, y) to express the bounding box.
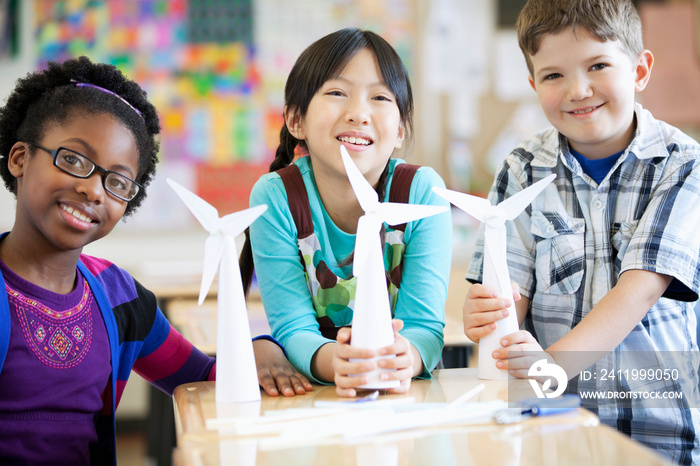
top-left (467, 104), bottom-right (700, 464)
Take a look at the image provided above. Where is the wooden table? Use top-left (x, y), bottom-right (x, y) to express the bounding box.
top-left (171, 368), bottom-right (671, 466)
top-left (142, 273), bottom-right (471, 465)
top-left (156, 283), bottom-right (474, 465)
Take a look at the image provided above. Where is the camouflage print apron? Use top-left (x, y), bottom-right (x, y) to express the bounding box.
top-left (277, 163), bottom-right (419, 340)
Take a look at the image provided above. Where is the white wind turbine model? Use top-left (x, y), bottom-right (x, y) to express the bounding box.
top-left (433, 174), bottom-right (556, 380)
top-left (167, 179), bottom-right (268, 402)
top-left (341, 146), bottom-right (448, 389)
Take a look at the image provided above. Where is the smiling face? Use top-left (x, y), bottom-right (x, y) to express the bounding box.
top-left (287, 48), bottom-right (405, 187)
top-left (528, 28), bottom-right (653, 159)
top-left (9, 112), bottom-right (139, 254)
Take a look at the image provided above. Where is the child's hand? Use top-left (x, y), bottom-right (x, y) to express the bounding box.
top-left (376, 319), bottom-right (414, 395)
top-left (331, 326), bottom-right (378, 398)
top-left (332, 320), bottom-right (415, 397)
top-left (253, 338), bottom-right (313, 397)
top-left (463, 283), bottom-right (520, 343)
top-left (491, 330), bottom-right (552, 379)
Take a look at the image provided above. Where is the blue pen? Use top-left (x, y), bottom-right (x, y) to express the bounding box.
top-left (495, 394), bottom-right (581, 424)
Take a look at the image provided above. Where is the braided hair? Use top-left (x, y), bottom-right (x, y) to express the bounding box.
top-left (241, 28), bottom-right (414, 294)
top-left (0, 56), bottom-right (161, 216)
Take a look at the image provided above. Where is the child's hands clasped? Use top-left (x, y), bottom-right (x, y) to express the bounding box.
top-left (253, 338), bottom-right (313, 397)
top-left (463, 283), bottom-right (521, 343)
top-left (332, 319), bottom-right (415, 398)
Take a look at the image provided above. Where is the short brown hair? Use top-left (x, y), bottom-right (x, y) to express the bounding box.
top-left (516, 0), bottom-right (643, 76)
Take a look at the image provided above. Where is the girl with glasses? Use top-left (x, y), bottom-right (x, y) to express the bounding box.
top-left (0, 56), bottom-right (311, 465)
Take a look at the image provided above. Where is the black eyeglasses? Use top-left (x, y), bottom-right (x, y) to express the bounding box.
top-left (25, 142), bottom-right (142, 202)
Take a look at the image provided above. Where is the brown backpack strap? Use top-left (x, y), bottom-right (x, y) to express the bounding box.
top-left (388, 163), bottom-right (420, 232)
top-left (277, 164), bottom-right (314, 239)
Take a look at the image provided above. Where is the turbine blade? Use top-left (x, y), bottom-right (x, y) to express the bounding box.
top-left (219, 204), bottom-right (268, 237)
top-left (340, 146), bottom-right (378, 212)
top-left (432, 187), bottom-right (492, 222)
top-left (199, 235), bottom-right (225, 305)
top-left (352, 215), bottom-right (379, 278)
top-left (499, 174), bottom-right (556, 220)
top-left (167, 178), bottom-right (220, 233)
top-left (378, 202), bottom-right (448, 226)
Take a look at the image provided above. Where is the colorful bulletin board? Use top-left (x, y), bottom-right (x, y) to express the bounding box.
top-left (34, 0), bottom-right (416, 229)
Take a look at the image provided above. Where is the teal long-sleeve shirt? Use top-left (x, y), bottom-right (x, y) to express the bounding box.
top-left (249, 156), bottom-right (452, 383)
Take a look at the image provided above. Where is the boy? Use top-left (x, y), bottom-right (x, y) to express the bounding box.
top-left (464, 0), bottom-right (700, 462)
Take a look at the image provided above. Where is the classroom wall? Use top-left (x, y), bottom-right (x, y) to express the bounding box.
top-left (0, 0), bottom-right (538, 267)
top-left (3, 0), bottom-right (700, 233)
top-left (0, 0), bottom-right (31, 230)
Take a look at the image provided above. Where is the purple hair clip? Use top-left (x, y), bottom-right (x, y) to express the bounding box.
top-left (71, 79), bottom-right (144, 120)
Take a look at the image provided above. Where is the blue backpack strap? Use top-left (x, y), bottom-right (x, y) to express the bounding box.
top-left (0, 272), bottom-right (10, 373)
